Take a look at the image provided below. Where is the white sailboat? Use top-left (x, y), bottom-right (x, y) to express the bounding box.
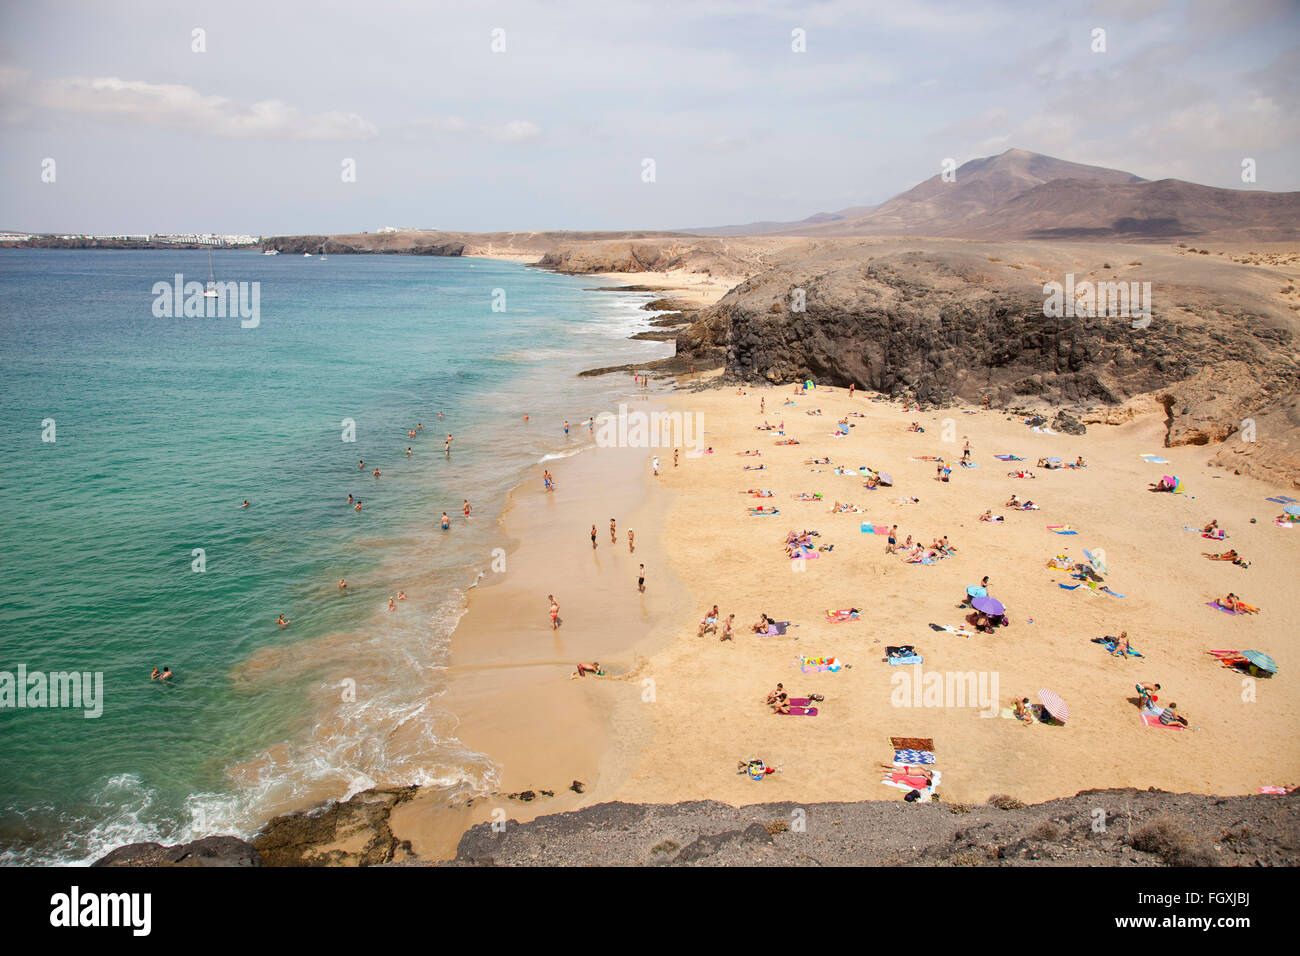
top-left (204, 246), bottom-right (219, 297)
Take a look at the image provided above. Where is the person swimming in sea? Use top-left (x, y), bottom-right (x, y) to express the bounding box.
top-left (277, 614), bottom-right (290, 628)
top-left (241, 499), bottom-right (249, 508)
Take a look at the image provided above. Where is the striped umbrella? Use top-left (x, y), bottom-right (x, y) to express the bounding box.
top-left (1242, 650), bottom-right (1277, 674)
top-left (1038, 689), bottom-right (1070, 722)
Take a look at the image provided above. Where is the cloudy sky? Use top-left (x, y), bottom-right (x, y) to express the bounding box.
top-left (1, 0), bottom-right (1296, 234)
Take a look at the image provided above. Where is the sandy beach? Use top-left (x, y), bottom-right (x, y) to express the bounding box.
top-left (601, 382), bottom-right (1297, 811)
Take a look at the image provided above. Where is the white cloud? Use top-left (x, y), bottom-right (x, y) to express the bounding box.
top-left (13, 74), bottom-right (377, 141)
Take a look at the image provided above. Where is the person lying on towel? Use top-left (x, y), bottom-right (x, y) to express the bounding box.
top-left (1156, 703), bottom-right (1189, 727)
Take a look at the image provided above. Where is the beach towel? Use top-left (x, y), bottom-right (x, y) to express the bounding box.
top-left (780, 706), bottom-right (818, 716)
top-left (1260, 786), bottom-right (1289, 794)
top-left (888, 654), bottom-right (923, 666)
top-left (826, 609), bottom-right (860, 623)
top-left (1141, 713), bottom-right (1185, 730)
top-left (881, 770), bottom-right (941, 800)
top-left (1141, 455), bottom-right (1170, 464)
top-left (1206, 601), bottom-right (1243, 615)
top-left (893, 749), bottom-right (936, 765)
top-left (1092, 637), bottom-right (1143, 657)
top-left (929, 623), bottom-right (974, 638)
top-left (790, 550), bottom-right (819, 560)
top-left (1266, 496), bottom-right (1297, 504)
top-left (1047, 525), bottom-right (1077, 535)
top-left (994, 454), bottom-right (1024, 461)
top-left (890, 736), bottom-right (934, 752)
top-left (748, 508), bottom-right (780, 516)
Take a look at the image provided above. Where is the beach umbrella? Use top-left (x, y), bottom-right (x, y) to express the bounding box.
top-left (1047, 457), bottom-right (1062, 463)
top-left (1037, 689), bottom-right (1070, 722)
top-left (1284, 505), bottom-right (1300, 516)
top-left (966, 585), bottom-right (988, 598)
top-left (1241, 650), bottom-right (1277, 674)
top-left (878, 472), bottom-right (893, 486)
top-left (1163, 475), bottom-right (1176, 487)
top-left (972, 595), bottom-right (1004, 616)
top-left (1084, 549), bottom-right (1108, 575)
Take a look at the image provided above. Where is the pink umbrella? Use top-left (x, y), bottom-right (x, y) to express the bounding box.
top-left (1037, 689), bottom-right (1070, 723)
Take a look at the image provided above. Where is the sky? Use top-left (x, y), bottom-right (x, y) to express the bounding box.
top-left (0, 0), bottom-right (1296, 235)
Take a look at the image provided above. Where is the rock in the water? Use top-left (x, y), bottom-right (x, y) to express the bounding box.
top-left (94, 835), bottom-right (261, 867)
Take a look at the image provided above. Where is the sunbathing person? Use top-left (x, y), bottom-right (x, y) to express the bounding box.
top-left (751, 613), bottom-right (773, 634)
top-left (1156, 702), bottom-right (1189, 727)
top-left (805, 457), bottom-right (831, 464)
top-left (1203, 549), bottom-right (1239, 561)
top-left (570, 662), bottom-right (604, 679)
top-left (1006, 494), bottom-right (1021, 508)
top-left (979, 509), bottom-right (994, 522)
top-left (1202, 519), bottom-right (1219, 534)
top-left (1218, 593), bottom-right (1258, 613)
top-left (905, 545), bottom-right (927, 564)
top-left (1013, 697), bottom-right (1034, 724)
top-left (863, 474), bottom-right (879, 489)
top-left (1109, 631), bottom-right (1132, 656)
top-left (769, 692), bottom-right (791, 715)
top-left (764, 682), bottom-right (786, 706)
top-left (1074, 456), bottom-right (1085, 467)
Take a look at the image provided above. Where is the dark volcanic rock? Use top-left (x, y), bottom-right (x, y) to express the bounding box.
top-left (93, 835), bottom-right (261, 867)
top-left (436, 790), bottom-right (1299, 867)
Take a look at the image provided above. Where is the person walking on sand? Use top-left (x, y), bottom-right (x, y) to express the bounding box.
top-left (760, 397), bottom-right (765, 414)
top-left (674, 448), bottom-right (679, 468)
top-left (610, 517), bottom-right (617, 544)
top-left (591, 524), bottom-right (598, 549)
top-left (963, 439), bottom-right (971, 462)
top-left (549, 594), bottom-right (560, 630)
top-left (720, 613), bottom-right (735, 642)
top-left (637, 564), bottom-right (645, 593)
top-left (849, 382), bottom-right (855, 400)
top-left (628, 529), bottom-right (634, 553)
top-left (652, 456), bottom-right (660, 476)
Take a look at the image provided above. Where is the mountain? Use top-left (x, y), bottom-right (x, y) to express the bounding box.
top-left (687, 149), bottom-right (1300, 241)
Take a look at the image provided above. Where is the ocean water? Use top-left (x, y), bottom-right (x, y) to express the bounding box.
top-left (0, 249), bottom-right (668, 864)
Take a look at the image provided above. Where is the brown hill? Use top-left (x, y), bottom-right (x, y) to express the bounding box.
top-left (688, 149), bottom-right (1300, 242)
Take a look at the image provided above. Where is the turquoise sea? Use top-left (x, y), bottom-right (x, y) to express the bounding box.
top-left (0, 249), bottom-right (666, 864)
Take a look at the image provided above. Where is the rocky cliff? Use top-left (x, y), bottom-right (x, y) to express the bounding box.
top-left (676, 241), bottom-right (1300, 485)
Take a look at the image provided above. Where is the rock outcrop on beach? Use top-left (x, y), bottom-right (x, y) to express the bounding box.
top-left (438, 791), bottom-right (1298, 867)
top-left (674, 240), bottom-right (1300, 485)
top-left (249, 786), bottom-right (422, 867)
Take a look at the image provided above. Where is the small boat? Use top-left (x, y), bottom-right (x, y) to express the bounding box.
top-left (204, 247), bottom-right (218, 297)
top-left (303, 252), bottom-right (312, 258)
top-left (262, 249), bottom-right (279, 256)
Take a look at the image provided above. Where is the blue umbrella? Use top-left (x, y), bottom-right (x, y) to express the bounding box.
top-left (1284, 505), bottom-right (1300, 516)
top-left (1242, 650), bottom-right (1277, 674)
top-left (966, 585), bottom-right (988, 598)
